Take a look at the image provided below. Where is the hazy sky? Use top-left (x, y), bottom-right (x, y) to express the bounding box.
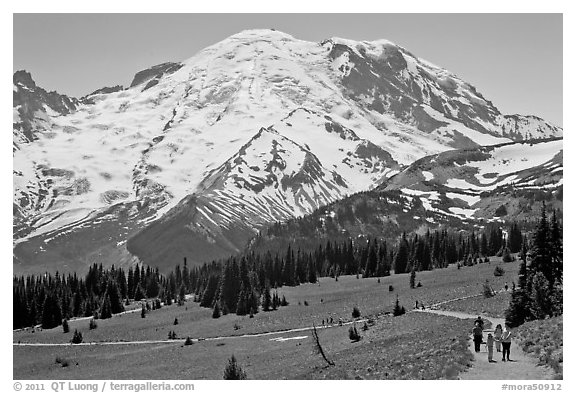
top-left (13, 13), bottom-right (563, 126)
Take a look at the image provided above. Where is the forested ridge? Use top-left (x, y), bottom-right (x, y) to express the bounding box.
top-left (13, 205), bottom-right (560, 331)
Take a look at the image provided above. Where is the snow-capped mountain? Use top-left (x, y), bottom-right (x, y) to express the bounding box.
top-left (13, 29), bottom-right (562, 274)
top-left (384, 138), bottom-right (563, 221)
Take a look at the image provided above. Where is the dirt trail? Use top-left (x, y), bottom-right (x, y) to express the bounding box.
top-left (13, 318), bottom-right (365, 347)
top-left (417, 309), bottom-right (554, 380)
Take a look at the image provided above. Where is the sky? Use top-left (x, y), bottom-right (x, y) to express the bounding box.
top-left (13, 13), bottom-right (563, 126)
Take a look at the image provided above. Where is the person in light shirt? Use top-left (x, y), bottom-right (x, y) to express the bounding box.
top-left (500, 325), bottom-right (513, 361)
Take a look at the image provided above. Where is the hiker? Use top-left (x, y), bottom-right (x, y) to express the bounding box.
top-left (487, 333), bottom-right (495, 362)
top-left (493, 324), bottom-right (503, 353)
top-left (501, 325), bottom-right (512, 361)
top-left (421, 303), bottom-right (425, 310)
top-left (472, 322), bottom-right (483, 353)
top-left (475, 316), bottom-right (484, 330)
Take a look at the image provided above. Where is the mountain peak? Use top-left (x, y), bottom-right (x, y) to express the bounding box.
top-left (13, 70), bottom-right (36, 89)
top-left (227, 28), bottom-right (297, 41)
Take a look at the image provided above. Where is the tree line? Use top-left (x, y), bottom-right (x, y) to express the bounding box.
top-left (12, 219), bottom-right (537, 330)
top-left (506, 206), bottom-right (563, 327)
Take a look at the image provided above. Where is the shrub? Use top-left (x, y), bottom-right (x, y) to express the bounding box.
top-left (483, 281), bottom-right (495, 298)
top-left (89, 318), bottom-right (98, 330)
top-left (280, 295), bottom-right (289, 306)
top-left (417, 281), bottom-right (423, 288)
top-left (348, 325), bottom-right (362, 342)
top-left (494, 266), bottom-right (505, 277)
top-left (389, 285), bottom-right (394, 292)
top-left (362, 322), bottom-right (369, 331)
top-left (71, 329), bottom-right (83, 344)
top-left (502, 250), bottom-right (514, 263)
top-left (223, 355), bottom-right (247, 380)
top-left (233, 323), bottom-right (241, 330)
top-left (55, 357), bottom-right (69, 367)
top-left (173, 317), bottom-right (179, 325)
top-left (352, 307), bottom-right (361, 319)
top-left (304, 300), bottom-right (309, 306)
top-left (184, 337), bottom-right (193, 346)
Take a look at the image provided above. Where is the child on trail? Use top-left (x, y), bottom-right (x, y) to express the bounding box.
top-left (487, 333), bottom-right (495, 362)
top-left (493, 324), bottom-right (503, 353)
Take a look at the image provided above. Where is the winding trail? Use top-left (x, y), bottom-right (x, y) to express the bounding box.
top-left (417, 308), bottom-right (554, 380)
top-left (13, 318), bottom-right (365, 347)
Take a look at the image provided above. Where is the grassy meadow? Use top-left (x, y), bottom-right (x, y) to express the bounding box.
top-left (14, 256), bottom-right (519, 379)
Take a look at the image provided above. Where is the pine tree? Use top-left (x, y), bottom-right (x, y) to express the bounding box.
top-left (133, 284), bottom-right (145, 301)
top-left (530, 203), bottom-right (553, 284)
top-left (505, 289), bottom-right (531, 328)
top-left (41, 293), bottom-right (62, 329)
top-left (262, 284), bottom-right (272, 312)
top-left (62, 319), bottom-right (69, 333)
top-left (409, 268), bottom-right (416, 289)
top-left (509, 222), bottom-right (523, 253)
top-left (212, 302), bottom-right (221, 319)
top-left (71, 329), bottom-right (83, 344)
top-left (394, 234), bottom-right (409, 274)
top-left (393, 296), bottom-right (405, 316)
top-left (529, 272), bottom-right (552, 320)
top-left (223, 355), bottom-right (247, 380)
top-left (549, 210), bottom-right (563, 284)
top-left (99, 294), bottom-right (112, 319)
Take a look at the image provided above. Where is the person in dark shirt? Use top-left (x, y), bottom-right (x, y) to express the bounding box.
top-left (475, 316), bottom-right (484, 330)
top-left (473, 323), bottom-right (484, 352)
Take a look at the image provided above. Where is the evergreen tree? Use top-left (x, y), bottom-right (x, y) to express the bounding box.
top-left (62, 319), bottom-right (69, 333)
top-left (223, 355), bottom-right (247, 380)
top-left (529, 272), bottom-right (552, 320)
top-left (505, 289), bottom-right (531, 327)
top-left (409, 268), bottom-right (416, 289)
top-left (394, 234), bottom-right (409, 274)
top-left (509, 222), bottom-right (523, 253)
top-left (262, 284), bottom-right (272, 312)
top-left (41, 293), bottom-right (62, 329)
top-left (99, 294), bottom-right (112, 319)
top-left (133, 284), bottom-right (145, 301)
top-left (212, 302), bottom-right (221, 318)
top-left (71, 329), bottom-right (83, 344)
top-left (530, 203), bottom-right (553, 284)
top-left (393, 296), bottom-right (405, 316)
top-left (549, 210), bottom-right (563, 284)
